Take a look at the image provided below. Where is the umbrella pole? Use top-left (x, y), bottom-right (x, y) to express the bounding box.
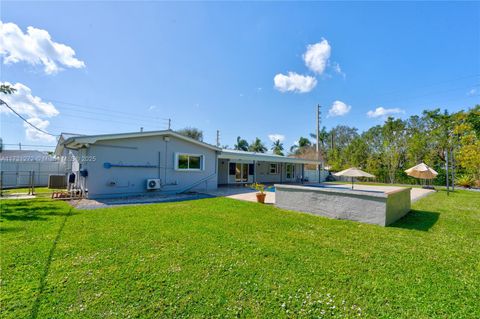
top-left (352, 177), bottom-right (354, 189)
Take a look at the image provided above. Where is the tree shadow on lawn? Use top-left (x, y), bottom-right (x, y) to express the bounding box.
top-left (390, 209), bottom-right (440, 231)
top-left (0, 200), bottom-right (76, 222)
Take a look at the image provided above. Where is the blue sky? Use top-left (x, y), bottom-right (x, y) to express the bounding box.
top-left (1, 1), bottom-right (479, 151)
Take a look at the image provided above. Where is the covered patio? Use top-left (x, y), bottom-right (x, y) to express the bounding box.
top-left (217, 149), bottom-right (321, 186)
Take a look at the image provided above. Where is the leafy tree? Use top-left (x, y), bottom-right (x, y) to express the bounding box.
top-left (249, 137), bottom-right (267, 153)
top-left (271, 140), bottom-right (284, 156)
top-left (177, 127), bottom-right (204, 141)
top-left (382, 117), bottom-right (407, 183)
top-left (456, 132), bottom-right (480, 181)
top-left (405, 115), bottom-right (430, 166)
top-left (344, 137), bottom-right (368, 168)
top-left (465, 104), bottom-right (480, 137)
top-left (234, 136), bottom-right (249, 151)
top-left (328, 125), bottom-right (359, 150)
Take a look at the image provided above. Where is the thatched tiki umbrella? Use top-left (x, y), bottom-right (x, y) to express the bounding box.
top-left (405, 163), bottom-right (438, 186)
top-left (333, 167), bottom-right (375, 189)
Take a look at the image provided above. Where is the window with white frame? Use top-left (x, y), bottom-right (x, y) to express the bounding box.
top-left (269, 163), bottom-right (279, 174)
top-left (175, 153), bottom-right (204, 171)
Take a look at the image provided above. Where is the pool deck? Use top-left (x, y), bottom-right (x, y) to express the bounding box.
top-left (205, 183), bottom-right (434, 204)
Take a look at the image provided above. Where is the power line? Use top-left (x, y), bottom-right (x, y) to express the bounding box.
top-left (54, 103), bottom-right (171, 124)
top-left (0, 98), bottom-right (58, 137)
top-left (373, 84), bottom-right (480, 106)
top-left (45, 98), bottom-right (171, 122)
top-left (372, 74), bottom-right (480, 99)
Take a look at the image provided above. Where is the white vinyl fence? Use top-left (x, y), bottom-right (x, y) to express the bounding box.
top-left (0, 161), bottom-right (67, 189)
top-left (304, 169), bottom-right (329, 183)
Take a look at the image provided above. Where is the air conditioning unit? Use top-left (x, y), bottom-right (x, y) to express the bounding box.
top-left (146, 179), bottom-right (161, 190)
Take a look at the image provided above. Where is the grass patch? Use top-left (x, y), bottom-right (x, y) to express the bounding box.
top-left (1, 190), bottom-right (479, 318)
top-left (1, 187), bottom-right (65, 199)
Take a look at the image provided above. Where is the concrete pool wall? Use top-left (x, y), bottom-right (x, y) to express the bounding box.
top-left (274, 184), bottom-right (411, 226)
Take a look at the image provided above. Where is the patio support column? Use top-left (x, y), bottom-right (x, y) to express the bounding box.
top-left (253, 160), bottom-right (256, 183)
top-left (280, 163), bottom-right (283, 183)
top-left (301, 164), bottom-right (305, 184)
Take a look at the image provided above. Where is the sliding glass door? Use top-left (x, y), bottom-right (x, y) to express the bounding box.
top-left (286, 164), bottom-right (295, 180)
top-left (235, 163), bottom-right (249, 182)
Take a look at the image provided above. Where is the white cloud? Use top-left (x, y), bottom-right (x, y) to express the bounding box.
top-left (328, 100), bottom-right (351, 117)
top-left (1, 82), bottom-right (59, 141)
top-left (274, 72), bottom-right (317, 93)
top-left (303, 39), bottom-right (331, 74)
top-left (24, 118), bottom-right (56, 142)
top-left (148, 105), bottom-right (157, 111)
top-left (467, 88), bottom-right (478, 96)
top-left (332, 62), bottom-right (346, 78)
top-left (268, 134), bottom-right (285, 142)
top-left (0, 21), bottom-right (85, 74)
top-left (367, 107), bottom-right (404, 118)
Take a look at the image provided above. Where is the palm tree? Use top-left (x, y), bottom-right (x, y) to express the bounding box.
top-left (177, 127), bottom-right (204, 141)
top-left (0, 84), bottom-right (16, 94)
top-left (234, 136), bottom-right (249, 151)
top-left (271, 140), bottom-right (284, 156)
top-left (290, 137), bottom-right (312, 154)
top-left (249, 137), bottom-right (267, 153)
top-left (309, 126), bottom-right (329, 150)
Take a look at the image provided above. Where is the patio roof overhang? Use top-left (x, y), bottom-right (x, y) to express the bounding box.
top-left (219, 149), bottom-right (321, 165)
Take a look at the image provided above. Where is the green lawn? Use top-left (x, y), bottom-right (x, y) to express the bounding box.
top-left (1, 190), bottom-right (479, 318)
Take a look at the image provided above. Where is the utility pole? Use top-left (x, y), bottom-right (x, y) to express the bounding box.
top-left (316, 105), bottom-right (320, 161)
top-left (216, 130), bottom-right (220, 147)
top-left (19, 142), bottom-right (21, 150)
top-left (316, 104), bottom-right (321, 182)
top-left (451, 147), bottom-right (455, 192)
top-left (445, 150), bottom-right (449, 195)
top-left (168, 119), bottom-right (171, 130)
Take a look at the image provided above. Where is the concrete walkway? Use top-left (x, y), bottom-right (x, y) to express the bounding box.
top-left (205, 186), bottom-right (275, 204)
top-left (73, 193), bottom-right (214, 209)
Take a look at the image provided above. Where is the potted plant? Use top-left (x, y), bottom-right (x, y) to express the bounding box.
top-left (249, 182), bottom-right (266, 203)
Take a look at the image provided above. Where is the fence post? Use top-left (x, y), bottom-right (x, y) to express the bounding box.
top-left (0, 171), bottom-right (3, 197)
top-left (28, 171), bottom-right (32, 195)
top-left (32, 171), bottom-right (36, 195)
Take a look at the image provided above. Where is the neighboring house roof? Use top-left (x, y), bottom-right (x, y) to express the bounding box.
top-left (0, 150), bottom-right (56, 162)
top-left (219, 149), bottom-right (321, 165)
top-left (59, 130), bottom-right (222, 152)
top-left (55, 132), bottom-right (85, 156)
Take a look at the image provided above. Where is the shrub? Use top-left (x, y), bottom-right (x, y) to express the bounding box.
top-left (249, 182), bottom-right (266, 194)
top-left (455, 175), bottom-right (475, 188)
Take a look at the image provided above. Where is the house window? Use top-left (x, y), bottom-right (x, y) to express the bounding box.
top-left (175, 153), bottom-right (203, 171)
top-left (269, 163), bottom-right (278, 174)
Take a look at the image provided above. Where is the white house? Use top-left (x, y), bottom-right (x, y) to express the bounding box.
top-left (55, 130), bottom-right (322, 198)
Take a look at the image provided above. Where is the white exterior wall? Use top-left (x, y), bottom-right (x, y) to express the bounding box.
top-left (76, 135), bottom-right (218, 198)
top-left (275, 184), bottom-right (411, 226)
